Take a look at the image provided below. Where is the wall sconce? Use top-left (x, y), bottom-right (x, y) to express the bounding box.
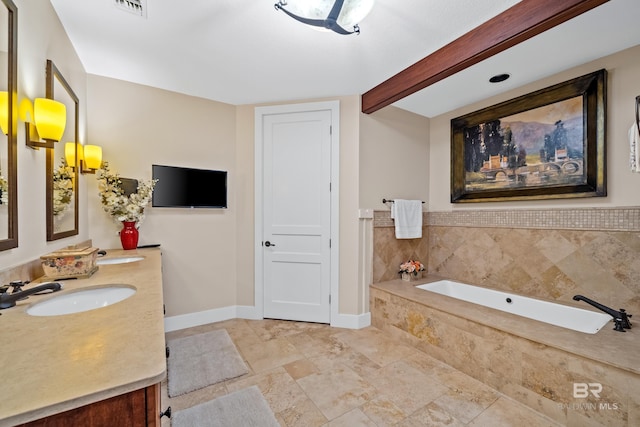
top-left (80, 145), bottom-right (102, 173)
top-left (64, 142), bottom-right (78, 170)
top-left (19, 98), bottom-right (66, 149)
top-left (65, 143), bottom-right (102, 174)
top-left (0, 91), bottom-right (8, 135)
top-left (82, 145), bottom-right (102, 174)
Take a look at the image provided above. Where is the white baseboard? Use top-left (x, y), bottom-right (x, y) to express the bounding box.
top-left (236, 305), bottom-right (262, 320)
top-left (165, 306), bottom-right (370, 332)
top-left (331, 312), bottom-right (371, 329)
top-left (164, 306), bottom-right (235, 332)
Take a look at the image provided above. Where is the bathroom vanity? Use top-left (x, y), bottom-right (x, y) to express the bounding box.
top-left (0, 248), bottom-right (166, 426)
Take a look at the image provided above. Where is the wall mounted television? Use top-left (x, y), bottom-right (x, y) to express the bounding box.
top-left (152, 164), bottom-right (227, 208)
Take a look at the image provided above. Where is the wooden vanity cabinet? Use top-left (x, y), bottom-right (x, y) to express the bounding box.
top-left (19, 383), bottom-right (160, 427)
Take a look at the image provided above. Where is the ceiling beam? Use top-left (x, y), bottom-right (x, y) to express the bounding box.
top-left (361, 0), bottom-right (610, 114)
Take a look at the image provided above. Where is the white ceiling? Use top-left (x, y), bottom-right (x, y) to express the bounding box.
top-left (50, 0), bottom-right (640, 118)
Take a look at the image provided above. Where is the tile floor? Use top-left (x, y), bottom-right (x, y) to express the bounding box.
top-left (162, 319), bottom-right (561, 426)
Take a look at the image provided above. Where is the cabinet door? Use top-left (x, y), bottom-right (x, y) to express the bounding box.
top-left (20, 384), bottom-right (160, 427)
top-left (145, 383), bottom-right (161, 426)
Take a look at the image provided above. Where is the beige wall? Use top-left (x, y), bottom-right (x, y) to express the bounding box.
top-left (86, 76), bottom-right (238, 316)
top-left (428, 44), bottom-right (640, 211)
top-left (0, 0), bottom-right (89, 271)
top-left (359, 106), bottom-right (430, 210)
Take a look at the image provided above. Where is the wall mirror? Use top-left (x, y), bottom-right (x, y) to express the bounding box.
top-left (46, 59), bottom-right (78, 241)
top-left (0, 0), bottom-right (17, 251)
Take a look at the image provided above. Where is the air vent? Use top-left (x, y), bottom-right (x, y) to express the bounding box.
top-left (114, 0), bottom-right (147, 18)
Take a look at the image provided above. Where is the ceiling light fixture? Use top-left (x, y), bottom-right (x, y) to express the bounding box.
top-left (274, 0), bottom-right (375, 35)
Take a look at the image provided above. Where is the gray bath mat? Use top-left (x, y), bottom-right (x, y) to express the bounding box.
top-left (167, 329), bottom-right (248, 397)
top-left (171, 386), bottom-right (279, 427)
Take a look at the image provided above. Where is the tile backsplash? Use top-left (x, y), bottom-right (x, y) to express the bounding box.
top-left (373, 208), bottom-right (640, 313)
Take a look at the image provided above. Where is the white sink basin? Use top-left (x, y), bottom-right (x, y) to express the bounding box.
top-left (97, 256), bottom-right (144, 266)
top-left (27, 285), bottom-right (136, 316)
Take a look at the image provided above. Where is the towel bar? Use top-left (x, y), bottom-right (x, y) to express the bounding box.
top-left (382, 198), bottom-right (425, 204)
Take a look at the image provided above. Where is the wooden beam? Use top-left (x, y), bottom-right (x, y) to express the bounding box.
top-left (361, 0), bottom-right (610, 114)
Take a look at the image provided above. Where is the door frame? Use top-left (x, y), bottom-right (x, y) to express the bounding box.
top-left (254, 101), bottom-right (340, 324)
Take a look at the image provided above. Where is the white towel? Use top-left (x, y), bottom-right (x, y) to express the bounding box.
top-left (391, 199), bottom-right (423, 239)
top-left (630, 122), bottom-right (640, 172)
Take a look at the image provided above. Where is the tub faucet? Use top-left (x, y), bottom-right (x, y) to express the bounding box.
top-left (0, 281), bottom-right (63, 309)
top-left (573, 295), bottom-right (632, 332)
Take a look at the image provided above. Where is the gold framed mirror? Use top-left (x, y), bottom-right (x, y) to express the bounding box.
top-left (0, 0), bottom-right (17, 251)
top-left (46, 59), bottom-right (78, 241)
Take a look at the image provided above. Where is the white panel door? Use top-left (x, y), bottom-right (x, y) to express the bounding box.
top-left (262, 109), bottom-right (332, 323)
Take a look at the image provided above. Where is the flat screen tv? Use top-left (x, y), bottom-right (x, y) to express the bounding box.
top-left (152, 164), bottom-right (227, 208)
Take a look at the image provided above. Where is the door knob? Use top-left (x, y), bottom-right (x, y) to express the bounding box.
top-left (264, 241), bottom-right (276, 247)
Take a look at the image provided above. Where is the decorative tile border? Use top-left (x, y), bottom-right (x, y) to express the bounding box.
top-left (373, 211), bottom-right (428, 228)
top-left (374, 207), bottom-right (640, 231)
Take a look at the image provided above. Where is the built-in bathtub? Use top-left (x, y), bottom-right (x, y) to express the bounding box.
top-left (370, 277), bottom-right (640, 426)
top-left (416, 280), bottom-right (612, 334)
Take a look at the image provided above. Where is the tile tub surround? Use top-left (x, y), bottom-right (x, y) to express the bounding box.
top-left (0, 248), bottom-right (166, 426)
top-left (373, 208), bottom-right (640, 318)
top-left (371, 277), bottom-right (640, 427)
top-left (373, 223), bottom-right (429, 284)
top-left (428, 225), bottom-right (640, 320)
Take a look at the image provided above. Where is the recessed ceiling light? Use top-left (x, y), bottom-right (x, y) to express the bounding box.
top-left (489, 73), bottom-right (510, 83)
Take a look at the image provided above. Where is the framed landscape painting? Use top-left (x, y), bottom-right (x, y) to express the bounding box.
top-left (451, 69), bottom-right (606, 203)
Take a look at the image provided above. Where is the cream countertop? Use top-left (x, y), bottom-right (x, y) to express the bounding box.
top-left (0, 248), bottom-right (166, 426)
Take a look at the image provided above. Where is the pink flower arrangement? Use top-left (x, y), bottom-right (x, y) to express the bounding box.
top-left (399, 260), bottom-right (425, 276)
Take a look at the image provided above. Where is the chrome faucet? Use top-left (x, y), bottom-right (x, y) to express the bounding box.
top-left (573, 295), bottom-right (632, 332)
top-left (0, 281), bottom-right (63, 309)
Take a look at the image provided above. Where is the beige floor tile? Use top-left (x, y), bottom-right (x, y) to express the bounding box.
top-left (285, 331), bottom-right (329, 357)
top-left (468, 396), bottom-right (563, 427)
top-left (334, 328), bottom-right (417, 367)
top-left (395, 401), bottom-right (466, 427)
top-left (367, 360), bottom-right (449, 414)
top-left (247, 318), bottom-right (326, 341)
top-left (241, 336), bottom-right (304, 373)
top-left (226, 366), bottom-right (307, 414)
top-left (283, 358), bottom-right (319, 380)
top-left (278, 398), bottom-right (327, 427)
top-left (433, 381), bottom-right (500, 424)
top-left (333, 347), bottom-right (383, 379)
top-left (297, 364), bottom-right (378, 420)
top-left (360, 395), bottom-right (407, 425)
top-left (326, 408), bottom-right (378, 427)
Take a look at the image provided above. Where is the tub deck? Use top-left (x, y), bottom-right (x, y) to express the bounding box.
top-left (372, 275), bottom-right (638, 375)
top-left (371, 275), bottom-right (640, 426)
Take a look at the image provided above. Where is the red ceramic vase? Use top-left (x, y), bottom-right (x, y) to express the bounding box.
top-left (120, 221), bottom-right (139, 250)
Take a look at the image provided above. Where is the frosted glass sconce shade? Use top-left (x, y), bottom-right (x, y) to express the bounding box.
top-left (22, 97), bottom-right (67, 149)
top-left (65, 142), bottom-right (77, 167)
top-left (83, 145), bottom-right (102, 172)
top-left (34, 98), bottom-right (66, 141)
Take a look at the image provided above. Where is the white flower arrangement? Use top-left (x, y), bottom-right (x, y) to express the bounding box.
top-left (52, 158), bottom-right (74, 216)
top-left (97, 162), bottom-right (157, 226)
top-left (0, 168), bottom-right (7, 206)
